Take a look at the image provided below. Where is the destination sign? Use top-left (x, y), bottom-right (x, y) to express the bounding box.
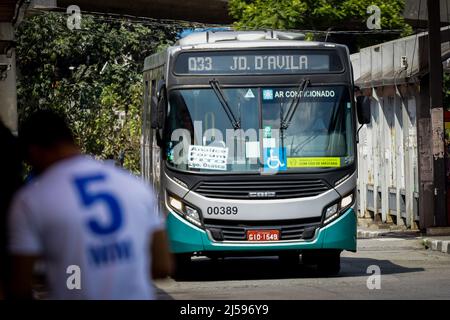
top-left (174, 50), bottom-right (343, 75)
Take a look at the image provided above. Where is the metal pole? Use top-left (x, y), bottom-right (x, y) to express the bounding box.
top-left (427, 0), bottom-right (447, 227)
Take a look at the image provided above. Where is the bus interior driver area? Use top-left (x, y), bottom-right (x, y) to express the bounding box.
top-left (142, 30), bottom-right (371, 276)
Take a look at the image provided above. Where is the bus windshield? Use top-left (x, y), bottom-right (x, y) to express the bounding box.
top-left (165, 85), bottom-right (354, 173)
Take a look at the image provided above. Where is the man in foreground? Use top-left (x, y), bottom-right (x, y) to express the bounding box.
top-left (9, 110), bottom-right (173, 299)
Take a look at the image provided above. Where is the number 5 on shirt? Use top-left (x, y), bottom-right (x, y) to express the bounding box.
top-left (73, 174), bottom-right (123, 236)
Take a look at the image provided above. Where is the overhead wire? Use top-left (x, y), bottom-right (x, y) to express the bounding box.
top-left (24, 7), bottom-right (421, 37)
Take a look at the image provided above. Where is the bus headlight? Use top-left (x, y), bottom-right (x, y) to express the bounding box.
top-left (324, 203), bottom-right (339, 224)
top-left (184, 205), bottom-right (201, 226)
top-left (341, 193), bottom-right (353, 208)
top-left (167, 194), bottom-right (202, 227)
top-left (323, 192), bottom-right (354, 225)
top-left (169, 196), bottom-right (183, 211)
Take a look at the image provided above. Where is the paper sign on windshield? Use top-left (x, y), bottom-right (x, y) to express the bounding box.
top-left (188, 145), bottom-right (228, 171)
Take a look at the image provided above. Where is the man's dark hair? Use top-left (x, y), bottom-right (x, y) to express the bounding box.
top-left (19, 109), bottom-right (75, 150)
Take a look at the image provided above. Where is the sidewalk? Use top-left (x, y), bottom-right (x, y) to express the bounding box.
top-left (357, 227), bottom-right (450, 255)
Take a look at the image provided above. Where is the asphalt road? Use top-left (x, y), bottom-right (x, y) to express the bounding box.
top-left (155, 237), bottom-right (450, 299)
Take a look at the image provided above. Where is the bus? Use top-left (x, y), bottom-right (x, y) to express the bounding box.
top-left (141, 30), bottom-right (370, 275)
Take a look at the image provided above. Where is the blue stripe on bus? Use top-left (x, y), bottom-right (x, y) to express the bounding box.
top-left (166, 208), bottom-right (357, 254)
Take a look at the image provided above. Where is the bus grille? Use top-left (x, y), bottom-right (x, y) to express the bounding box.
top-left (194, 179), bottom-right (330, 199)
top-left (204, 217), bottom-right (322, 242)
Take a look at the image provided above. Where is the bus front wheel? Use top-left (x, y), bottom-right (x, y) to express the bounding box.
top-left (278, 252), bottom-right (300, 265)
top-left (302, 250), bottom-right (341, 275)
top-left (317, 250), bottom-right (341, 275)
top-left (173, 253), bottom-right (192, 279)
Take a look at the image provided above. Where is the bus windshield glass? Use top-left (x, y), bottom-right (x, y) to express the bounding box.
top-left (165, 85), bottom-right (354, 173)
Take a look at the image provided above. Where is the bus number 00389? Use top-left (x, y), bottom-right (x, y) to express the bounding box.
top-left (207, 206), bottom-right (238, 215)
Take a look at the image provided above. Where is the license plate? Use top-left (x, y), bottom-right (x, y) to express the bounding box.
top-left (247, 230), bottom-right (280, 241)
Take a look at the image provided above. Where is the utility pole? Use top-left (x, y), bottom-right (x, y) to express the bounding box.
top-left (427, 0), bottom-right (447, 227)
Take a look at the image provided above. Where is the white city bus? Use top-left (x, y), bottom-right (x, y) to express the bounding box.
top-left (142, 30), bottom-right (370, 275)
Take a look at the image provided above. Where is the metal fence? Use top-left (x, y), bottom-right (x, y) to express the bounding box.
top-left (355, 86), bottom-right (420, 228)
top-left (351, 33), bottom-right (423, 228)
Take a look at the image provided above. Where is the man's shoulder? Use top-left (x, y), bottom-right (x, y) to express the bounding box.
top-left (9, 178), bottom-right (43, 211)
top-left (116, 169), bottom-right (153, 195)
top-left (27, 156), bottom-right (152, 198)
top-left (91, 160), bottom-right (153, 194)
top-left (12, 182), bottom-right (35, 202)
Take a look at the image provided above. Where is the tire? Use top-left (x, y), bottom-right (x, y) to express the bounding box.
top-left (301, 251), bottom-right (318, 265)
top-left (316, 250), bottom-right (341, 276)
top-left (278, 252), bottom-right (300, 265)
top-left (173, 254), bottom-right (191, 280)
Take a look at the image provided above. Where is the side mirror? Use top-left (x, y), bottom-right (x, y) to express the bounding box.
top-left (150, 96), bottom-right (160, 129)
top-left (356, 96), bottom-right (371, 125)
top-left (150, 83), bottom-right (167, 130)
top-left (150, 82), bottom-right (167, 148)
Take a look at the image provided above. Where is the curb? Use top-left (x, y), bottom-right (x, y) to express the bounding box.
top-left (357, 229), bottom-right (450, 255)
top-left (357, 230), bottom-right (390, 239)
top-left (357, 229), bottom-right (420, 239)
top-left (422, 239), bottom-right (450, 254)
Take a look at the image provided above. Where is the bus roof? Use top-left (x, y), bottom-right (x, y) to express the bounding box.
top-left (144, 31), bottom-right (347, 71)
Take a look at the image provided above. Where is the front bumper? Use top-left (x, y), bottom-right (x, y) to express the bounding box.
top-left (166, 207), bottom-right (357, 254)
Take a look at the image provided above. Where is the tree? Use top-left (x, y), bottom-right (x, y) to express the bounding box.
top-left (16, 12), bottom-right (183, 173)
top-left (229, 0), bottom-right (413, 50)
top-left (444, 73), bottom-right (450, 111)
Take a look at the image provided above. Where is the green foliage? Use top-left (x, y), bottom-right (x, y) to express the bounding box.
top-left (444, 73), bottom-right (450, 111)
top-left (16, 12), bottom-right (181, 174)
top-left (229, 0), bottom-right (412, 48)
top-left (230, 0), bottom-right (308, 30)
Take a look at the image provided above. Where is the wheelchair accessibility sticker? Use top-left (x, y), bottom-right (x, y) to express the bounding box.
top-left (262, 89), bottom-right (274, 100)
top-left (264, 147), bottom-right (287, 172)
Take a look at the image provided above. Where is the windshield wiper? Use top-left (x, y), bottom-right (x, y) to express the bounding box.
top-left (281, 79), bottom-right (310, 130)
top-left (278, 79), bottom-right (310, 161)
top-left (292, 134), bottom-right (321, 154)
top-left (209, 79), bottom-right (241, 130)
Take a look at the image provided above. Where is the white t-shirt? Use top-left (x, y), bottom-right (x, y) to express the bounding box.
top-left (8, 155), bottom-right (163, 300)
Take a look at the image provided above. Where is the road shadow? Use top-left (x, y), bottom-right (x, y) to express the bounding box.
top-left (171, 256), bottom-right (425, 282)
